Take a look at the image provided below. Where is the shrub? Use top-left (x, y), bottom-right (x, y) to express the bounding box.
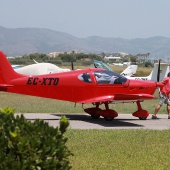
top-left (0, 107), bottom-right (72, 170)
top-left (145, 60), bottom-right (153, 67)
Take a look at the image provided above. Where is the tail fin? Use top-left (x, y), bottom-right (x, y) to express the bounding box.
top-left (149, 63), bottom-right (169, 81)
top-left (120, 65), bottom-right (138, 77)
top-left (0, 51), bottom-right (23, 85)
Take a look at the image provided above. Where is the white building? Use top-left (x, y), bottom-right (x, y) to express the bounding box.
top-left (104, 56), bottom-right (121, 62)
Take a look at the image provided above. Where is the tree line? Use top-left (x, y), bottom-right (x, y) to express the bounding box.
top-left (9, 52), bottom-right (153, 67)
top-left (9, 53), bottom-right (102, 66)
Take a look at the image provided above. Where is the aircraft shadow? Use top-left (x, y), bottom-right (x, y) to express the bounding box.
top-left (51, 114), bottom-right (144, 128)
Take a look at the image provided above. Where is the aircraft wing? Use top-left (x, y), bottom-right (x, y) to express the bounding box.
top-left (78, 93), bottom-right (154, 104)
top-left (78, 95), bottom-right (115, 104)
top-left (114, 94), bottom-right (154, 100)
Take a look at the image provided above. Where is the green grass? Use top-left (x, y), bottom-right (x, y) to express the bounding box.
top-left (66, 130), bottom-right (170, 170)
top-left (0, 90), bottom-right (168, 114)
top-left (0, 92), bottom-right (84, 113)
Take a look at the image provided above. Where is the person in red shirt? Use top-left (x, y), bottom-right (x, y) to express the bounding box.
top-left (152, 72), bottom-right (170, 119)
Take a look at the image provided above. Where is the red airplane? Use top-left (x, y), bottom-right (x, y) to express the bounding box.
top-left (0, 51), bottom-right (163, 120)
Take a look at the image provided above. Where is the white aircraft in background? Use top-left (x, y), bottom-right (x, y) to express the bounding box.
top-left (113, 62), bottom-right (131, 67)
top-left (128, 62), bottom-right (169, 82)
top-left (12, 65), bottom-right (22, 70)
top-left (113, 63), bottom-right (124, 67)
top-left (14, 63), bottom-right (70, 75)
top-left (93, 60), bottom-right (138, 77)
top-left (120, 65), bottom-right (138, 77)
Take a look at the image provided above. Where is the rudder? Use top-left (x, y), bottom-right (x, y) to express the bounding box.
top-left (0, 51), bottom-right (22, 84)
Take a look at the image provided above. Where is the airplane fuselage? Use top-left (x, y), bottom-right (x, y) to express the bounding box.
top-left (4, 68), bottom-right (157, 103)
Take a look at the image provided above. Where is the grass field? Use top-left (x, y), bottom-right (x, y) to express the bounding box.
top-left (66, 130), bottom-right (170, 170)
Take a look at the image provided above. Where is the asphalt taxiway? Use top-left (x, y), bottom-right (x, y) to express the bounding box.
top-left (15, 113), bottom-right (170, 130)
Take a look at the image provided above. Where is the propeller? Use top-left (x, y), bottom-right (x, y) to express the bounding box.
top-left (157, 59), bottom-right (161, 82)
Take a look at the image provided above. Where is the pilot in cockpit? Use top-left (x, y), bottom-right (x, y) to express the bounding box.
top-left (109, 75), bottom-right (118, 84)
top-left (94, 72), bottom-right (118, 84)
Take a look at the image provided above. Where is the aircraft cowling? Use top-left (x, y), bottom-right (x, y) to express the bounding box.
top-left (127, 79), bottom-right (157, 96)
top-left (156, 82), bottom-right (164, 88)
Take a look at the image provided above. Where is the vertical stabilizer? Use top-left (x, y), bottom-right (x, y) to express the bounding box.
top-left (120, 65), bottom-right (138, 77)
top-left (0, 51), bottom-right (23, 84)
top-left (149, 63), bottom-right (169, 82)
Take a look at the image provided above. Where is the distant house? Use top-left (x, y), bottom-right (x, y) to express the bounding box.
top-left (47, 52), bottom-right (65, 58)
top-left (47, 50), bottom-right (79, 58)
top-left (104, 56), bottom-right (121, 62)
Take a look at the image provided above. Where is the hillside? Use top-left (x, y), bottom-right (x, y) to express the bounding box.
top-left (0, 26), bottom-right (170, 58)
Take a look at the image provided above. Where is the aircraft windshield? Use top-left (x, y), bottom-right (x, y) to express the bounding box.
top-left (93, 70), bottom-right (127, 84)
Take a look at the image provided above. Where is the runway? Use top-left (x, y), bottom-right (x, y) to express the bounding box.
top-left (15, 113), bottom-right (170, 130)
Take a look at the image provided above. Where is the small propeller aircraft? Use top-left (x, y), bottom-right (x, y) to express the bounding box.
top-left (128, 62), bottom-right (169, 82)
top-left (120, 65), bottom-right (138, 77)
top-left (12, 65), bottom-right (22, 70)
top-left (0, 51), bottom-right (163, 120)
top-left (14, 62), bottom-right (70, 75)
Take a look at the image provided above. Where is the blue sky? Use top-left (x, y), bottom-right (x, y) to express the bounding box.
top-left (1, 0), bottom-right (170, 39)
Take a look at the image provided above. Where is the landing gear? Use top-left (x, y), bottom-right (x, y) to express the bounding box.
top-left (84, 102), bottom-right (118, 121)
top-left (84, 103), bottom-right (101, 119)
top-left (132, 101), bottom-right (149, 120)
